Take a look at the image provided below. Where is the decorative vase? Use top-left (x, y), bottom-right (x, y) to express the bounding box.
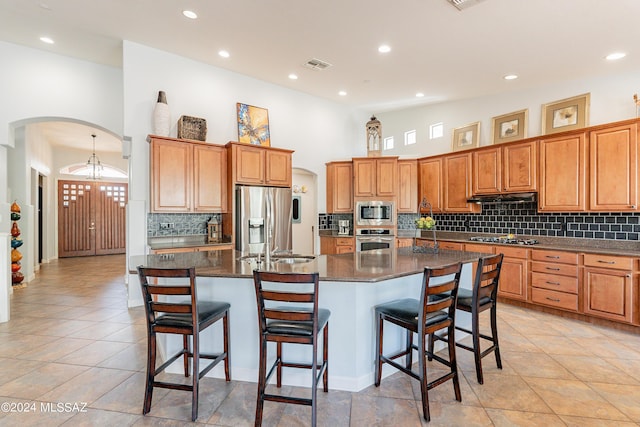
top-left (153, 90), bottom-right (171, 136)
top-left (11, 222), bottom-right (20, 237)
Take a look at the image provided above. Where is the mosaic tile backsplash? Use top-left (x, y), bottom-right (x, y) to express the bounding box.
top-left (148, 213), bottom-right (221, 237)
top-left (321, 201), bottom-right (640, 241)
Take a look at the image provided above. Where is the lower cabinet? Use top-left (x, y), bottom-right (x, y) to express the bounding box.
top-left (530, 249), bottom-right (579, 312)
top-left (396, 238), bottom-right (414, 248)
top-left (583, 254), bottom-right (634, 324)
top-left (150, 244), bottom-right (233, 255)
top-left (496, 246), bottom-right (528, 301)
top-left (320, 236), bottom-right (354, 255)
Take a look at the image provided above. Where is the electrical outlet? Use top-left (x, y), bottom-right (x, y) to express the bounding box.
top-left (160, 222), bottom-right (175, 230)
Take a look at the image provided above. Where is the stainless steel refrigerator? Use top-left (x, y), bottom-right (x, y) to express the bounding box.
top-left (235, 185), bottom-right (292, 254)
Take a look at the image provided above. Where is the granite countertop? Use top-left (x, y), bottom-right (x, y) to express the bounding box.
top-left (148, 235), bottom-right (232, 250)
top-left (319, 230), bottom-right (354, 237)
top-left (130, 248), bottom-right (485, 283)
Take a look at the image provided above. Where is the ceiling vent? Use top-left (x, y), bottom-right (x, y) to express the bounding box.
top-left (446, 0), bottom-right (486, 11)
top-left (304, 58), bottom-right (332, 71)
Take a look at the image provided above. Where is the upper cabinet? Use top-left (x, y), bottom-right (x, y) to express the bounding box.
top-left (444, 152), bottom-right (480, 213)
top-left (149, 136), bottom-right (227, 213)
top-left (353, 157), bottom-right (398, 198)
top-left (418, 157), bottom-right (443, 213)
top-left (397, 159), bottom-right (418, 213)
top-left (538, 132), bottom-right (588, 212)
top-left (472, 141), bottom-right (537, 195)
top-left (227, 142), bottom-right (293, 187)
top-left (326, 161), bottom-right (353, 213)
top-left (589, 122), bottom-right (638, 211)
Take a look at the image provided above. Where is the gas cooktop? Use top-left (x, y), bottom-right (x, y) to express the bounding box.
top-left (469, 236), bottom-right (539, 245)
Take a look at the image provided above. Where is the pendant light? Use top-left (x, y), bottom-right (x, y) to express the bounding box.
top-left (87, 133), bottom-right (103, 180)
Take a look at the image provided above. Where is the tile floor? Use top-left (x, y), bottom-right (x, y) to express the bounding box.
top-left (1, 255), bottom-right (639, 426)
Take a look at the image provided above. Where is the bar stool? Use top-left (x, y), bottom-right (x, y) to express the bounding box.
top-left (252, 270), bottom-right (329, 427)
top-left (137, 266), bottom-right (231, 421)
top-left (430, 253), bottom-right (504, 384)
top-left (374, 262), bottom-right (463, 422)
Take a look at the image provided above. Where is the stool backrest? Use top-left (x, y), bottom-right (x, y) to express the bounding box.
top-left (420, 262), bottom-right (463, 324)
top-left (137, 266), bottom-right (198, 333)
top-left (253, 271), bottom-right (320, 335)
top-left (472, 253), bottom-right (504, 304)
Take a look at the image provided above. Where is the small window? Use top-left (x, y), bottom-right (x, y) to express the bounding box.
top-left (404, 130), bottom-right (416, 145)
top-left (383, 136), bottom-right (394, 150)
top-left (430, 122), bottom-right (443, 139)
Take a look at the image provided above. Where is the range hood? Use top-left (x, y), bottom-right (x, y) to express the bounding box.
top-left (467, 192), bottom-right (537, 204)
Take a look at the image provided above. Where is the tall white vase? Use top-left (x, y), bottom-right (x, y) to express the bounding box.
top-left (153, 91), bottom-right (171, 136)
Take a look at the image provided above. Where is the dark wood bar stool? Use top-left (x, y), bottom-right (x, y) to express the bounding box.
top-left (252, 270), bottom-right (329, 427)
top-left (374, 262), bottom-right (463, 422)
top-left (137, 266), bottom-right (231, 422)
top-left (430, 253), bottom-right (504, 384)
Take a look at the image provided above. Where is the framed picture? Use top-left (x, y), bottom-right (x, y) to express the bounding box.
top-left (236, 103), bottom-right (271, 146)
top-left (541, 93), bottom-right (590, 135)
top-left (491, 109), bottom-right (528, 144)
top-left (452, 121), bottom-right (480, 152)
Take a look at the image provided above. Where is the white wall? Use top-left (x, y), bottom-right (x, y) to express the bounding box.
top-left (378, 70), bottom-right (640, 158)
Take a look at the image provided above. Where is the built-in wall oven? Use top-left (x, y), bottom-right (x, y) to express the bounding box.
top-left (356, 228), bottom-right (396, 252)
top-left (355, 200), bottom-right (395, 227)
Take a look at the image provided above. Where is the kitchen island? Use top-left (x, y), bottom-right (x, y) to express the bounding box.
top-left (130, 247), bottom-right (485, 392)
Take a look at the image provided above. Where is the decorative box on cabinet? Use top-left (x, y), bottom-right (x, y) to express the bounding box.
top-left (326, 161), bottom-right (353, 213)
top-left (149, 136), bottom-right (227, 213)
top-left (353, 157), bottom-right (398, 198)
top-left (583, 253), bottom-right (634, 324)
top-left (530, 249), bottom-right (579, 312)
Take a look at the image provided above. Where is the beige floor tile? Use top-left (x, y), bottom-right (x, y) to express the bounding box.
top-left (605, 357), bottom-right (640, 383)
top-left (350, 394), bottom-right (422, 427)
top-left (559, 414), bottom-right (639, 426)
top-left (101, 324), bottom-right (147, 343)
top-left (278, 387), bottom-right (351, 427)
top-left (418, 401), bottom-right (493, 426)
top-left (61, 409), bottom-right (141, 426)
top-left (55, 340), bottom-right (131, 366)
top-left (39, 367), bottom-right (134, 404)
top-left (96, 342), bottom-right (147, 371)
top-left (66, 321), bottom-right (129, 340)
top-left (523, 376), bottom-right (631, 421)
top-left (466, 373), bottom-right (552, 413)
top-left (0, 397), bottom-right (75, 427)
top-left (551, 354), bottom-right (639, 384)
top-left (91, 372), bottom-right (167, 414)
top-left (501, 351), bottom-right (576, 379)
top-left (485, 408), bottom-right (566, 427)
top-left (588, 381), bottom-right (640, 422)
top-left (0, 362), bottom-right (89, 399)
top-left (526, 333), bottom-right (595, 356)
top-left (0, 357), bottom-right (43, 386)
top-left (0, 333), bottom-right (59, 357)
top-left (568, 336), bottom-right (640, 360)
top-left (17, 337), bottom-right (93, 362)
top-left (206, 381), bottom-right (281, 427)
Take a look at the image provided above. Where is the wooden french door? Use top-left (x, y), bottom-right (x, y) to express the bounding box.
top-left (58, 180), bottom-right (127, 257)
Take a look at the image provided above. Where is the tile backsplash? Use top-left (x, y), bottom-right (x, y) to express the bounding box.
top-left (148, 213), bottom-right (221, 237)
top-left (321, 201), bottom-right (640, 241)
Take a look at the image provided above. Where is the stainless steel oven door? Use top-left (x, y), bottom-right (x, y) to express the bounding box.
top-left (356, 236), bottom-right (396, 252)
top-left (355, 201), bottom-right (395, 227)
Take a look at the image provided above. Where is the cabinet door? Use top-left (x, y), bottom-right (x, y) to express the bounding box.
top-left (499, 256), bottom-right (527, 301)
top-left (396, 237), bottom-right (414, 248)
top-left (193, 144), bottom-right (227, 212)
top-left (397, 160), bottom-right (418, 212)
top-left (235, 144), bottom-right (265, 184)
top-left (151, 139), bottom-right (191, 212)
top-left (376, 157), bottom-right (398, 197)
top-left (503, 141), bottom-right (537, 192)
top-left (353, 158), bottom-right (376, 197)
top-left (418, 158), bottom-right (442, 212)
top-left (444, 153), bottom-right (478, 212)
top-left (538, 133), bottom-right (587, 211)
top-left (266, 149), bottom-right (292, 187)
top-left (320, 236), bottom-right (336, 254)
top-left (472, 147), bottom-right (501, 194)
top-left (326, 162), bottom-right (353, 213)
top-left (584, 268), bottom-right (633, 323)
top-left (590, 123), bottom-right (638, 211)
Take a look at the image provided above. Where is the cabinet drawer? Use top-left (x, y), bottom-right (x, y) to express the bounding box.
top-left (335, 238), bottom-right (354, 246)
top-left (531, 250), bottom-right (578, 264)
top-left (335, 246), bottom-right (354, 254)
top-left (531, 261), bottom-right (578, 277)
top-left (440, 241), bottom-right (463, 251)
top-left (531, 288), bottom-right (578, 312)
top-left (464, 243), bottom-right (494, 254)
top-left (497, 246), bottom-right (528, 259)
top-left (583, 254), bottom-right (634, 271)
top-left (531, 272), bottom-right (578, 294)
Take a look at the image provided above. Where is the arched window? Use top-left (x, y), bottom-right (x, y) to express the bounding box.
top-left (59, 163), bottom-right (127, 179)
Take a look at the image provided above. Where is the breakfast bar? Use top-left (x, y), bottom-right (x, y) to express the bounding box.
top-left (130, 247), bottom-right (485, 392)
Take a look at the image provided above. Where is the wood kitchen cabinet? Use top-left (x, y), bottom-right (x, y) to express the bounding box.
top-left (444, 152), bottom-right (480, 213)
top-left (538, 132), bottom-right (587, 211)
top-left (150, 136), bottom-right (227, 213)
top-left (418, 157), bottom-right (443, 212)
top-left (589, 122), bottom-right (639, 211)
top-left (398, 159), bottom-right (418, 213)
top-left (227, 142), bottom-right (292, 187)
top-left (530, 249), bottom-right (579, 312)
top-left (472, 146), bottom-right (501, 194)
top-left (326, 161), bottom-right (353, 213)
top-left (353, 157), bottom-right (398, 198)
top-left (472, 141), bottom-right (536, 195)
top-left (496, 246), bottom-right (528, 301)
top-left (583, 253), bottom-right (634, 323)
top-left (320, 236), bottom-right (354, 254)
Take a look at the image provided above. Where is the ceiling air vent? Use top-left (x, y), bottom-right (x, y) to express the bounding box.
top-left (304, 58), bottom-right (332, 71)
top-left (446, 0), bottom-right (486, 11)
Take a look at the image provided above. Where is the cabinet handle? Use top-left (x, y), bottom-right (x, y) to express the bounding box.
top-left (630, 205), bottom-right (636, 209)
top-left (545, 255), bottom-right (560, 259)
top-left (597, 260), bottom-right (616, 264)
top-left (546, 267), bottom-right (561, 271)
top-left (545, 297), bottom-right (561, 302)
top-left (546, 281), bottom-right (560, 285)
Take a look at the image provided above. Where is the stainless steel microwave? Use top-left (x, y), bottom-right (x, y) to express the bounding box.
top-left (355, 201), bottom-right (395, 226)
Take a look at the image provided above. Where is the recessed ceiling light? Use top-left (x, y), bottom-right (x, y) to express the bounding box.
top-left (288, 73), bottom-right (298, 80)
top-left (378, 45), bottom-right (391, 53)
top-left (416, 92), bottom-right (425, 98)
top-left (338, 91), bottom-right (347, 96)
top-left (40, 36), bottom-right (54, 44)
top-left (218, 50), bottom-right (230, 58)
top-left (605, 52), bottom-right (626, 61)
top-left (503, 74), bottom-right (518, 80)
top-left (38, 2), bottom-right (52, 10)
top-left (182, 10), bottom-right (198, 19)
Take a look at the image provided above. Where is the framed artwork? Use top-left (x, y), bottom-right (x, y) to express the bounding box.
top-left (452, 121), bottom-right (480, 152)
top-left (236, 103), bottom-right (271, 146)
top-left (491, 109), bottom-right (528, 144)
top-left (541, 93), bottom-right (590, 135)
